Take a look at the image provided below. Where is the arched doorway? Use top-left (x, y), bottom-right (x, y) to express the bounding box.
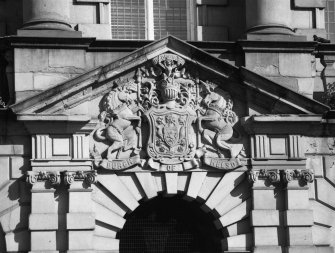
top-left (117, 195), bottom-right (222, 253)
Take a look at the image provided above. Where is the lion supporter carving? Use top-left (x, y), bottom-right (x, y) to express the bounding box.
top-left (90, 53), bottom-right (245, 172)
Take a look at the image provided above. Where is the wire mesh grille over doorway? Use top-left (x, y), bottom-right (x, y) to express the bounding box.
top-left (118, 195), bottom-right (221, 253)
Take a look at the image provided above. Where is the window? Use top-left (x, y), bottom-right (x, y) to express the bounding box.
top-left (111, 0), bottom-right (146, 40)
top-left (325, 0), bottom-right (335, 41)
top-left (111, 0), bottom-right (192, 40)
top-left (153, 0), bottom-right (188, 40)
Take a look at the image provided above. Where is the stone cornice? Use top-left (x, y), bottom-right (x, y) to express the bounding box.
top-left (242, 114), bottom-right (335, 135)
top-left (8, 36), bottom-right (330, 120)
top-left (238, 40), bottom-right (318, 53)
top-left (1, 35), bottom-right (335, 57)
top-left (0, 36), bottom-right (238, 53)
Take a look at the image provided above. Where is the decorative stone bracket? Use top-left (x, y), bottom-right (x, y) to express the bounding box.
top-left (26, 171), bottom-right (61, 185)
top-left (248, 169), bottom-right (314, 185)
top-left (64, 170), bottom-right (98, 185)
top-left (26, 170), bottom-right (97, 186)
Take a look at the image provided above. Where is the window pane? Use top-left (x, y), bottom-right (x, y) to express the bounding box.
top-left (325, 0), bottom-right (335, 42)
top-left (111, 0), bottom-right (146, 40)
top-left (153, 0), bottom-right (187, 40)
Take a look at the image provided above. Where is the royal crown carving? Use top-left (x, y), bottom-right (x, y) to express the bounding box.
top-left (91, 53), bottom-right (244, 172)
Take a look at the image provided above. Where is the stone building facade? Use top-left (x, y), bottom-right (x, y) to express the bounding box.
top-left (0, 0), bottom-right (335, 253)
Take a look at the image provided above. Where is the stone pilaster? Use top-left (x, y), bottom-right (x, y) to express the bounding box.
top-left (65, 171), bottom-right (97, 253)
top-left (18, 0), bottom-right (81, 37)
top-left (248, 169), bottom-right (282, 253)
top-left (283, 169), bottom-right (316, 253)
top-left (26, 171), bottom-right (61, 253)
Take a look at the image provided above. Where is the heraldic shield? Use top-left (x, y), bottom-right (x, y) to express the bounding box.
top-left (146, 107), bottom-right (196, 163)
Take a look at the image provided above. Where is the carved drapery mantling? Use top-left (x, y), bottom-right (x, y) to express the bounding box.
top-left (91, 53), bottom-right (245, 172)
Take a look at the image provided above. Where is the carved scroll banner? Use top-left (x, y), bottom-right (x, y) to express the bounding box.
top-left (147, 158), bottom-right (199, 171)
top-left (100, 156), bottom-right (142, 171)
top-left (203, 157), bottom-right (242, 171)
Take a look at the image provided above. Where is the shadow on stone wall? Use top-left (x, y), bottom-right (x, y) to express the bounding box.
top-left (0, 223), bottom-right (6, 253)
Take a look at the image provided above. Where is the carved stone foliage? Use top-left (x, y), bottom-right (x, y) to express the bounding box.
top-left (64, 171), bottom-right (98, 185)
top-left (91, 53), bottom-right (244, 172)
top-left (248, 169), bottom-right (314, 184)
top-left (26, 171), bottom-right (97, 186)
top-left (26, 171), bottom-right (61, 185)
top-left (324, 82), bottom-right (335, 109)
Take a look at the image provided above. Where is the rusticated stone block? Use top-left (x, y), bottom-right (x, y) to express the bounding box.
top-left (10, 156), bottom-right (29, 179)
top-left (1, 205), bottom-right (29, 233)
top-left (66, 213), bottom-right (95, 230)
top-left (254, 227), bottom-right (279, 246)
top-left (245, 52), bottom-right (279, 77)
top-left (0, 157), bottom-right (9, 186)
top-left (5, 231), bottom-right (30, 252)
top-left (315, 178), bottom-right (335, 209)
top-left (15, 48), bottom-right (49, 73)
top-left (287, 227), bottom-right (313, 246)
top-left (297, 78), bottom-right (314, 98)
top-left (253, 190), bottom-right (276, 210)
top-left (31, 191), bottom-right (56, 213)
top-left (279, 53), bottom-right (312, 78)
top-left (14, 73), bottom-right (34, 91)
top-left (286, 246), bottom-right (317, 253)
top-left (306, 156), bottom-right (323, 177)
top-left (48, 49), bottom-right (86, 73)
top-left (29, 213), bottom-right (58, 230)
top-left (33, 72), bottom-right (72, 90)
top-left (68, 231), bottom-right (94, 250)
top-left (69, 191), bottom-right (93, 213)
top-left (324, 156), bottom-right (335, 184)
top-left (253, 246), bottom-right (282, 253)
top-left (251, 210), bottom-right (280, 226)
top-left (312, 225), bottom-right (331, 245)
top-left (284, 210), bottom-right (313, 226)
top-left (93, 236), bottom-right (119, 251)
top-left (31, 231), bottom-right (57, 251)
top-left (315, 247), bottom-right (335, 253)
top-left (303, 137), bottom-right (335, 155)
top-left (286, 189), bottom-right (309, 210)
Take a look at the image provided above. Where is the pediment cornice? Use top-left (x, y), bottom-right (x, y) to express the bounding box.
top-left (10, 36), bottom-right (329, 117)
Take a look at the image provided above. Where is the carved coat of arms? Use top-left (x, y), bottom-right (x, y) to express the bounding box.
top-left (90, 53), bottom-right (244, 172)
top-left (147, 107), bottom-right (195, 163)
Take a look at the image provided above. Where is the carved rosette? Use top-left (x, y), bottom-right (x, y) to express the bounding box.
top-left (248, 169), bottom-right (314, 184)
top-left (282, 169), bottom-right (314, 184)
top-left (248, 169), bottom-right (280, 183)
top-left (26, 171), bottom-right (61, 185)
top-left (64, 171), bottom-right (98, 185)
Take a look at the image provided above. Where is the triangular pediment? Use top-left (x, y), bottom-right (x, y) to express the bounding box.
top-left (10, 36), bottom-right (329, 118)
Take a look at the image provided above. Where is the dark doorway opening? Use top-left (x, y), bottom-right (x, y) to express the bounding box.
top-left (118, 195), bottom-right (221, 253)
